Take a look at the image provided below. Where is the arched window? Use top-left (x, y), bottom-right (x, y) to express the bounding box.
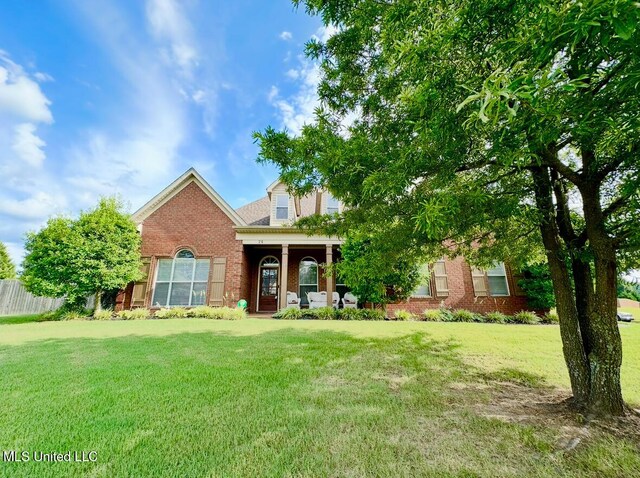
top-left (299, 257), bottom-right (318, 306)
top-left (152, 249), bottom-right (210, 307)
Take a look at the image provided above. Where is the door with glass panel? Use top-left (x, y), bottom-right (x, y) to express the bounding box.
top-left (258, 256), bottom-right (279, 312)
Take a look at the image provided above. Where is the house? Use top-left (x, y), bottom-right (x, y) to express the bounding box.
top-left (117, 168), bottom-right (531, 315)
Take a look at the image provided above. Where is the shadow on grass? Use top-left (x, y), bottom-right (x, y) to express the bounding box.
top-left (1, 328), bottom-right (639, 477)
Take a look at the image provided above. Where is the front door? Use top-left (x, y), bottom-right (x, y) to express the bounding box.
top-left (259, 265), bottom-right (279, 312)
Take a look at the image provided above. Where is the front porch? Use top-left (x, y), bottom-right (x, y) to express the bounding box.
top-left (244, 243), bottom-right (344, 314)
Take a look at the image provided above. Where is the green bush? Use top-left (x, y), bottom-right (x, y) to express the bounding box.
top-left (93, 309), bottom-right (113, 321)
top-left (60, 309), bottom-right (91, 321)
top-left (541, 311), bottom-right (559, 324)
top-left (272, 307), bottom-right (302, 320)
top-left (451, 309), bottom-right (478, 322)
top-left (512, 310), bottom-right (540, 324)
top-left (336, 308), bottom-right (362, 320)
top-left (299, 307), bottom-right (336, 320)
top-left (153, 307), bottom-right (188, 319)
top-left (423, 309), bottom-right (446, 321)
top-left (394, 309), bottom-right (417, 321)
top-left (484, 312), bottom-right (509, 324)
top-left (312, 307), bottom-right (336, 320)
top-left (518, 263), bottom-right (555, 309)
top-left (116, 308), bottom-right (150, 320)
top-left (360, 308), bottom-right (386, 321)
top-left (187, 306), bottom-right (246, 320)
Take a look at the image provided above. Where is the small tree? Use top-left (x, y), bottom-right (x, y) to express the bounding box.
top-left (22, 198), bottom-right (142, 315)
top-left (0, 242), bottom-right (16, 279)
top-left (518, 264), bottom-right (556, 310)
top-left (335, 234), bottom-right (421, 308)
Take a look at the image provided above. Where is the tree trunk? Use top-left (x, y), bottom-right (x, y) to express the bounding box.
top-left (94, 290), bottom-right (103, 316)
top-left (531, 166), bottom-right (591, 407)
top-left (580, 184), bottom-right (625, 415)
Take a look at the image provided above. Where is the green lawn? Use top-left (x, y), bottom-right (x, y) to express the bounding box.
top-left (0, 314), bottom-right (48, 326)
top-left (0, 318), bottom-right (638, 477)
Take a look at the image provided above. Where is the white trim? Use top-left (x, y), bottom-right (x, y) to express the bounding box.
top-left (132, 168), bottom-right (246, 226)
top-left (236, 230), bottom-right (342, 245)
top-left (257, 255), bottom-right (280, 312)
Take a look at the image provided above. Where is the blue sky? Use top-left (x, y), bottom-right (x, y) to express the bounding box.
top-left (0, 0), bottom-right (329, 267)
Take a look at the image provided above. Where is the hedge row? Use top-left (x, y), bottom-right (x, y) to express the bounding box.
top-left (61, 306), bottom-right (247, 321)
top-left (408, 308), bottom-right (558, 324)
top-left (272, 307), bottom-right (386, 321)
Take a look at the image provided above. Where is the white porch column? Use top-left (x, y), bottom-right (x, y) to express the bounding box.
top-left (325, 244), bottom-right (334, 305)
top-left (279, 244), bottom-right (289, 310)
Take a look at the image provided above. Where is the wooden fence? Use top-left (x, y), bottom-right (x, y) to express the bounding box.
top-left (0, 280), bottom-right (64, 316)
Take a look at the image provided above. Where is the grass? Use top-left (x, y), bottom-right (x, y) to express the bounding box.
top-left (0, 319), bottom-right (638, 477)
top-left (0, 314), bottom-right (49, 325)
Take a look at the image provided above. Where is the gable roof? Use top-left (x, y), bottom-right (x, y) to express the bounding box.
top-left (131, 168), bottom-right (246, 226)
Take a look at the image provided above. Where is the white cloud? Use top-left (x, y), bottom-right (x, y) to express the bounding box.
top-left (0, 52), bottom-right (59, 264)
top-left (269, 59), bottom-right (321, 135)
top-left (145, 0), bottom-right (198, 76)
top-left (267, 85), bottom-right (279, 102)
top-left (312, 24), bottom-right (339, 43)
top-left (0, 53), bottom-right (53, 124)
top-left (279, 31), bottom-right (292, 41)
top-left (285, 69), bottom-right (299, 80)
top-left (11, 123), bottom-right (46, 166)
top-left (0, 191), bottom-right (68, 220)
top-left (33, 72), bottom-right (54, 82)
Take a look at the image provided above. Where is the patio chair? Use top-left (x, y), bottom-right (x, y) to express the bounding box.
top-left (332, 291), bottom-right (340, 309)
top-left (342, 292), bottom-right (358, 309)
top-left (286, 292), bottom-right (301, 309)
top-left (308, 291), bottom-right (328, 309)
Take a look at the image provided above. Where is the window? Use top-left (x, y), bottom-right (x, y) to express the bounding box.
top-left (152, 249), bottom-right (210, 307)
top-left (299, 257), bottom-right (318, 306)
top-left (486, 262), bottom-right (509, 296)
top-left (412, 264), bottom-right (432, 297)
top-left (326, 194), bottom-right (340, 215)
top-left (275, 195), bottom-right (289, 220)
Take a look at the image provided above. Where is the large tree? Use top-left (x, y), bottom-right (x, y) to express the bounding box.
top-left (256, 0), bottom-right (640, 415)
top-left (0, 242), bottom-right (16, 279)
top-left (22, 197), bottom-right (142, 314)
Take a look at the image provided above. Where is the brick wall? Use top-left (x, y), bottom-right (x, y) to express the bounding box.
top-left (132, 181), bottom-right (244, 308)
top-left (386, 257), bottom-right (532, 317)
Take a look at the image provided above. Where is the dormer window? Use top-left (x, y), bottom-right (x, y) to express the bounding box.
top-left (275, 194), bottom-right (289, 220)
top-left (326, 194), bottom-right (340, 215)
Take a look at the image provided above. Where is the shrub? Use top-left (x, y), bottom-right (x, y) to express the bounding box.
top-left (187, 306), bottom-right (245, 320)
top-left (512, 310), bottom-right (540, 324)
top-left (273, 307), bottom-right (302, 320)
top-left (541, 311), bottom-right (559, 324)
top-left (451, 309), bottom-right (478, 322)
top-left (484, 312), bottom-right (509, 324)
top-left (154, 307), bottom-right (188, 319)
top-left (60, 309), bottom-right (91, 321)
top-left (116, 308), bottom-right (150, 320)
top-left (312, 307), bottom-right (336, 320)
top-left (360, 308), bottom-right (386, 321)
top-left (423, 309), bottom-right (446, 321)
top-left (336, 308), bottom-right (362, 320)
top-left (217, 307), bottom-right (246, 320)
top-left (93, 309), bottom-right (113, 321)
top-left (518, 263), bottom-right (555, 309)
top-left (394, 309), bottom-right (416, 321)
